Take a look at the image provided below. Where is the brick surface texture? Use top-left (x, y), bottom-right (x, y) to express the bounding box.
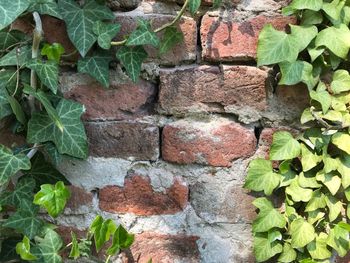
top-left (3, 0), bottom-right (311, 262)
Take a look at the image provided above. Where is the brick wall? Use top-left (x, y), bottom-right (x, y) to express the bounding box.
top-left (47, 0), bottom-right (308, 262)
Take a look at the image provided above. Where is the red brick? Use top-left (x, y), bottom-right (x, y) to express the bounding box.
top-left (162, 117), bottom-right (257, 167)
top-left (64, 80), bottom-right (156, 121)
top-left (200, 14), bottom-right (296, 62)
top-left (158, 65), bottom-right (268, 114)
top-left (114, 13), bottom-right (197, 65)
top-left (85, 122), bottom-right (159, 160)
top-left (0, 123), bottom-right (26, 149)
top-left (126, 232), bottom-right (199, 263)
top-left (64, 185), bottom-right (93, 213)
top-left (99, 174), bottom-right (188, 215)
top-left (336, 253), bottom-right (350, 263)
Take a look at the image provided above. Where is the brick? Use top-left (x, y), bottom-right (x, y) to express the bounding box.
top-left (162, 117), bottom-right (257, 167)
top-left (85, 122), bottom-right (159, 160)
top-left (99, 174), bottom-right (188, 215)
top-left (159, 65), bottom-right (268, 114)
top-left (200, 14), bottom-right (296, 62)
top-left (0, 124), bottom-right (26, 148)
top-left (64, 79), bottom-right (156, 121)
top-left (114, 13), bottom-right (197, 65)
top-left (64, 186), bottom-right (93, 214)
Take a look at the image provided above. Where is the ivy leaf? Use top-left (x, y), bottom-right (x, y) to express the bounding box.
top-left (28, 0), bottom-right (62, 19)
top-left (305, 190), bottom-right (327, 212)
top-left (315, 24), bottom-right (350, 59)
top-left (270, 131), bottom-right (301, 161)
top-left (116, 45), bottom-right (148, 82)
top-left (290, 218), bottom-right (315, 248)
top-left (89, 215), bottom-right (117, 252)
top-left (278, 243), bottom-right (297, 263)
top-left (16, 236), bottom-right (37, 261)
top-left (188, 0), bottom-right (201, 15)
top-left (126, 19), bottom-right (159, 47)
top-left (0, 30), bottom-right (26, 51)
top-left (58, 0), bottom-right (114, 57)
top-left (300, 144), bottom-right (322, 172)
top-left (159, 26), bottom-right (184, 55)
top-left (308, 209), bottom-right (326, 225)
top-left (288, 0), bottom-right (323, 11)
top-left (23, 85), bottom-right (63, 131)
top-left (316, 171), bottom-right (341, 196)
top-left (27, 99), bottom-right (88, 159)
top-left (301, 10), bottom-right (324, 25)
top-left (36, 229), bottom-right (63, 263)
top-left (93, 21), bottom-right (121, 50)
top-left (26, 59), bottom-right (59, 94)
top-left (41, 43), bottom-right (65, 63)
top-left (0, 177), bottom-right (35, 207)
top-left (77, 51), bottom-right (112, 88)
top-left (0, 0), bottom-right (30, 31)
top-left (253, 233), bottom-right (283, 262)
top-left (323, 154), bottom-right (339, 174)
top-left (325, 195), bottom-right (342, 222)
top-left (3, 199), bottom-right (44, 239)
top-left (0, 144), bottom-right (31, 186)
top-left (33, 181), bottom-right (71, 218)
top-left (244, 159), bottom-right (281, 195)
top-left (107, 225), bottom-right (135, 255)
top-left (298, 171), bottom-right (321, 188)
top-left (0, 87), bottom-right (12, 119)
top-left (327, 224), bottom-right (349, 257)
top-left (310, 89), bottom-right (332, 114)
top-left (0, 45), bottom-right (31, 66)
top-left (322, 0), bottom-right (345, 21)
top-left (332, 132), bottom-right (350, 154)
top-left (69, 232), bottom-right (80, 259)
top-left (257, 25), bottom-right (318, 66)
top-left (252, 197), bottom-right (286, 233)
top-left (330, 70), bottom-right (350, 94)
top-left (338, 155), bottom-right (350, 188)
top-left (286, 179), bottom-right (313, 202)
top-left (307, 233), bottom-right (332, 260)
top-left (6, 94), bottom-right (26, 125)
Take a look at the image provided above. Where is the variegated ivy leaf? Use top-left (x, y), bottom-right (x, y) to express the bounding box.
top-left (286, 179), bottom-right (313, 202)
top-left (316, 171), bottom-right (341, 196)
top-left (287, 0), bottom-right (323, 12)
top-left (338, 155), bottom-right (350, 189)
top-left (93, 21), bottom-right (121, 50)
top-left (0, 0), bottom-right (30, 31)
top-left (244, 159), bottom-right (281, 195)
top-left (0, 177), bottom-right (35, 207)
top-left (332, 132), bottom-right (350, 154)
top-left (325, 194), bottom-right (342, 222)
top-left (253, 233), bottom-right (283, 262)
top-left (0, 30), bottom-right (26, 51)
top-left (159, 26), bottom-right (184, 55)
top-left (278, 243), bottom-right (297, 262)
top-left (257, 24), bottom-right (318, 66)
top-left (77, 52), bottom-right (112, 88)
top-left (327, 224), bottom-right (349, 257)
top-left (36, 229), bottom-right (63, 263)
top-left (310, 89), bottom-right (332, 114)
top-left (58, 0), bottom-right (114, 57)
top-left (300, 144), bottom-right (322, 172)
top-left (0, 144), bottom-right (31, 186)
top-left (270, 131), bottom-right (301, 161)
top-left (0, 45), bottom-right (32, 66)
top-left (188, 0), bottom-right (201, 15)
top-left (27, 99), bottom-right (88, 159)
top-left (116, 45), bottom-right (148, 82)
top-left (330, 70), bottom-right (350, 94)
top-left (26, 59), bottom-right (59, 94)
top-left (306, 233), bottom-right (332, 260)
top-left (0, 86), bottom-right (12, 119)
top-left (290, 218), bottom-right (315, 248)
top-left (305, 190), bottom-right (327, 212)
top-left (28, 0), bottom-right (62, 19)
top-left (126, 19), bottom-right (159, 47)
top-left (298, 171), bottom-right (321, 188)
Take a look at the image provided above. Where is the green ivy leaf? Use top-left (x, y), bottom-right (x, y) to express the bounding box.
top-left (0, 87), bottom-right (12, 120)
top-left (36, 229), bottom-right (63, 263)
top-left (244, 159), bottom-right (281, 195)
top-left (286, 179), bottom-right (313, 202)
top-left (0, 177), bottom-right (35, 207)
top-left (307, 233), bottom-right (331, 260)
top-left (327, 224), bottom-right (349, 257)
top-left (126, 20), bottom-right (159, 47)
top-left (305, 190), bottom-right (327, 212)
top-left (315, 24), bottom-right (350, 59)
top-left (288, 0), bottom-right (323, 11)
top-left (338, 155), bottom-right (350, 188)
top-left (159, 26), bottom-right (183, 55)
top-left (27, 99), bottom-right (88, 159)
top-left (107, 225), bottom-right (135, 255)
top-left (116, 45), bottom-right (148, 82)
top-left (322, 0), bottom-right (345, 21)
top-left (308, 209), bottom-right (326, 225)
top-left (33, 181), bottom-right (70, 218)
top-left (300, 144), bottom-right (322, 172)
top-left (77, 51), bottom-right (112, 88)
top-left (253, 232), bottom-right (283, 262)
top-left (26, 59), bottom-right (59, 94)
top-left (41, 43), bottom-right (65, 63)
top-left (316, 171), bottom-right (341, 196)
top-left (89, 215), bottom-right (117, 252)
top-left (16, 236), bottom-right (37, 261)
top-left (325, 195), bottom-right (342, 222)
top-left (93, 21), bottom-right (121, 50)
top-left (330, 70), bottom-right (350, 94)
top-left (29, 0), bottom-right (62, 19)
top-left (298, 172), bottom-right (322, 188)
top-left (270, 131), bottom-right (301, 161)
top-left (0, 144), bottom-right (31, 186)
top-left (278, 243), bottom-right (297, 262)
top-left (0, 30), bottom-right (26, 51)
top-left (188, 0), bottom-right (201, 15)
top-left (69, 232), bottom-right (80, 259)
top-left (332, 132), bottom-right (350, 154)
top-left (310, 90), bottom-right (332, 114)
top-left (0, 0), bottom-right (30, 31)
top-left (0, 45), bottom-right (31, 67)
top-left (58, 0), bottom-right (114, 57)
top-left (257, 25), bottom-right (318, 66)
top-left (290, 218), bottom-right (315, 248)
top-left (6, 93), bottom-right (26, 124)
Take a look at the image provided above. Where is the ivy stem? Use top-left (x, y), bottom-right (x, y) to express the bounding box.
top-left (105, 255), bottom-right (112, 263)
top-left (110, 39), bottom-right (127, 46)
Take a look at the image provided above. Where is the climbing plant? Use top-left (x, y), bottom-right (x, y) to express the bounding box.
top-left (0, 0), bottom-right (209, 262)
top-left (245, 0), bottom-right (350, 262)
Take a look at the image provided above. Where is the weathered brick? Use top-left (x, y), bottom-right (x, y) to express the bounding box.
top-left (99, 174), bottom-right (188, 215)
top-left (162, 117), bottom-right (257, 167)
top-left (0, 125), bottom-right (26, 148)
top-left (200, 14), bottom-right (296, 62)
top-left (85, 122), bottom-right (159, 160)
top-left (64, 79), bottom-right (156, 121)
top-left (159, 65), bottom-right (268, 114)
top-left (64, 186), bottom-right (93, 215)
top-left (114, 13), bottom-right (197, 65)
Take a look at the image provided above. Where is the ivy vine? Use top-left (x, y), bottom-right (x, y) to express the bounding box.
top-left (245, 0), bottom-right (350, 262)
top-left (0, 0), bottom-right (214, 262)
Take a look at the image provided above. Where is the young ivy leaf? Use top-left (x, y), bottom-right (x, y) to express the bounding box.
top-left (27, 99), bottom-right (88, 159)
top-left (188, 0), bottom-right (201, 15)
top-left (0, 144), bottom-right (31, 186)
top-left (16, 236), bottom-right (37, 261)
top-left (58, 0), bottom-right (114, 57)
top-left (126, 19), bottom-right (160, 47)
top-left (77, 51), bottom-right (112, 88)
top-left (36, 229), bottom-right (63, 263)
top-left (116, 45), bottom-right (148, 82)
top-left (270, 131), bottom-right (301, 161)
top-left (159, 26), bottom-right (184, 55)
top-left (33, 181), bottom-right (71, 218)
top-left (69, 232), bottom-right (80, 259)
top-left (93, 21), bottom-right (121, 50)
top-left (89, 215), bottom-right (117, 252)
top-left (41, 43), bottom-right (65, 63)
top-left (0, 0), bottom-right (30, 31)
top-left (107, 225), bottom-right (135, 255)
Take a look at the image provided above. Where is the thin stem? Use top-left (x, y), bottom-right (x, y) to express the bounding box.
top-left (105, 255), bottom-right (112, 263)
top-left (12, 48), bottom-right (20, 97)
top-left (110, 39), bottom-right (127, 46)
